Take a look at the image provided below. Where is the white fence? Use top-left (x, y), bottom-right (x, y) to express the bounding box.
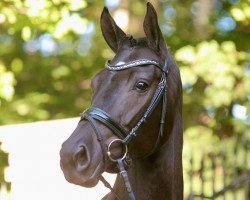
top-left (0, 118), bottom-right (115, 200)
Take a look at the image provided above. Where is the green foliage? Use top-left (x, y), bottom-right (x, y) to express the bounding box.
top-left (0, 142), bottom-right (10, 191)
top-left (0, 0), bottom-right (107, 124)
top-left (0, 63), bottom-right (15, 103)
top-left (183, 131), bottom-right (250, 198)
top-left (176, 40), bottom-right (249, 137)
top-left (230, 0), bottom-right (250, 24)
top-left (0, 0), bottom-right (249, 127)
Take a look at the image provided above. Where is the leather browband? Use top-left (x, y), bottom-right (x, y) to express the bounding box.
top-left (105, 59), bottom-right (169, 73)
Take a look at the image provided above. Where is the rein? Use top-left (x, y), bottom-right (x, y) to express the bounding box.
top-left (80, 57), bottom-right (170, 200)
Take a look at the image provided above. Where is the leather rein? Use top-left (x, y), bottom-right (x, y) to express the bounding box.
top-left (79, 57), bottom-right (170, 200)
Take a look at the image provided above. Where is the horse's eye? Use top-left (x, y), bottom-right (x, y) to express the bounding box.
top-left (135, 81), bottom-right (149, 91)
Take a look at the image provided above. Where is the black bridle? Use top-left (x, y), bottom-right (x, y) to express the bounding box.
top-left (80, 57), bottom-right (170, 200)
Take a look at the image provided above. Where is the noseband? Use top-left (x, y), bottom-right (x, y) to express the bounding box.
top-left (80, 57), bottom-right (170, 200)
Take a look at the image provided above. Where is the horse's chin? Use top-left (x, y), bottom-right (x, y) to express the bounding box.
top-left (62, 161), bottom-right (105, 188)
top-left (79, 177), bottom-right (100, 188)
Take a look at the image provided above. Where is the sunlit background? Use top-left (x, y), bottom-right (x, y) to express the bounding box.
top-left (0, 0), bottom-right (249, 199)
top-left (0, 118), bottom-right (115, 200)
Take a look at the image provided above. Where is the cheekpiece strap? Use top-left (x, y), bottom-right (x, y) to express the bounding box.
top-left (117, 159), bottom-right (136, 200)
top-left (123, 72), bottom-right (167, 144)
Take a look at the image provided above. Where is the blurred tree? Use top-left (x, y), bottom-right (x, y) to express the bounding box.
top-left (0, 0), bottom-right (249, 126)
top-left (0, 63), bottom-right (15, 105)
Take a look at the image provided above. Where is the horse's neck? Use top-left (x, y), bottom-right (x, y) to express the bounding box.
top-left (104, 149), bottom-right (165, 200)
top-left (105, 113), bottom-right (183, 200)
top-left (107, 145), bottom-right (172, 200)
top-left (108, 129), bottom-right (183, 200)
top-left (130, 148), bottom-right (171, 199)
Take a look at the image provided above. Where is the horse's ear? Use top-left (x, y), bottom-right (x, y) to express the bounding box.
top-left (143, 2), bottom-right (167, 54)
top-left (100, 7), bottom-right (126, 52)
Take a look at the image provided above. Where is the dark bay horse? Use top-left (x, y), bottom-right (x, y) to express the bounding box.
top-left (60, 3), bottom-right (183, 200)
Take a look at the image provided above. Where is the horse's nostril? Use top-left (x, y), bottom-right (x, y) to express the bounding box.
top-left (74, 146), bottom-right (90, 172)
top-left (78, 148), bottom-right (86, 163)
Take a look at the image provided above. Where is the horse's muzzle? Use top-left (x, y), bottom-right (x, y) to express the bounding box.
top-left (59, 123), bottom-right (105, 187)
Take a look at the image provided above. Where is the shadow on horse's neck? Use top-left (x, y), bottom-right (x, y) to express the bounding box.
top-left (106, 102), bottom-right (183, 198)
top-left (108, 122), bottom-right (183, 200)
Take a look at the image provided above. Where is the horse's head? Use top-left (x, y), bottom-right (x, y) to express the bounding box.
top-left (60, 3), bottom-right (180, 188)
